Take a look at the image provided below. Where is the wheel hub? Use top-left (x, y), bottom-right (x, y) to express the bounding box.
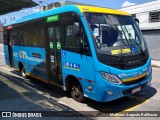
top-left (72, 87), bottom-right (80, 97)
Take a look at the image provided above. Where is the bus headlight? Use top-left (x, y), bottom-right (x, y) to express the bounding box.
top-left (101, 72), bottom-right (122, 84)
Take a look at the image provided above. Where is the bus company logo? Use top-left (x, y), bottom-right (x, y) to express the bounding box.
top-left (142, 67), bottom-right (148, 72)
top-left (18, 51), bottom-right (43, 63)
top-left (19, 51), bottom-right (26, 59)
top-left (119, 74), bottom-right (125, 78)
top-left (128, 59), bottom-right (141, 65)
top-left (128, 60), bottom-right (136, 64)
top-left (135, 72), bottom-right (142, 79)
top-left (119, 72), bottom-right (138, 78)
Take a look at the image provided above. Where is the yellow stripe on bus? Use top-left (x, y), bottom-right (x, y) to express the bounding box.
top-left (77, 5), bottom-right (131, 16)
top-left (122, 73), bottom-right (148, 83)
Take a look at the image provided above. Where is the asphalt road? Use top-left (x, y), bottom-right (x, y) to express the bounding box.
top-left (0, 44), bottom-right (160, 120)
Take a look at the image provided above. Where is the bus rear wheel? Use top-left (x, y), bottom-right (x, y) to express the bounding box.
top-left (71, 81), bottom-right (84, 102)
top-left (20, 66), bottom-right (27, 79)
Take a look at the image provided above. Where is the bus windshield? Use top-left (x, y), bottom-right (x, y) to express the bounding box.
top-left (84, 12), bottom-right (147, 56)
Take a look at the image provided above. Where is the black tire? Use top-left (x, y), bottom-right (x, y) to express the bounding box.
top-left (71, 81), bottom-right (84, 102)
top-left (20, 66), bottom-right (27, 79)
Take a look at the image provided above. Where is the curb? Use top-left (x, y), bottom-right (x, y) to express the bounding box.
top-left (151, 60), bottom-right (160, 68)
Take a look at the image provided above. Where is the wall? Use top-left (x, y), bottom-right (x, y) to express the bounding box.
top-left (119, 0), bottom-right (160, 30)
top-left (142, 30), bottom-right (160, 60)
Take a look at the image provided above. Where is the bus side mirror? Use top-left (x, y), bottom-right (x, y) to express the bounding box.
top-left (134, 18), bottom-right (139, 26)
top-left (72, 22), bottom-right (80, 37)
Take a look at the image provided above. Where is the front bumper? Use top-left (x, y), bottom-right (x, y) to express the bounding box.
top-left (118, 73), bottom-right (152, 97)
top-left (99, 72), bottom-right (152, 102)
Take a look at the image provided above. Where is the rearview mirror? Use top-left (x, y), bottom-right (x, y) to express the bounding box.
top-left (134, 18), bottom-right (139, 26)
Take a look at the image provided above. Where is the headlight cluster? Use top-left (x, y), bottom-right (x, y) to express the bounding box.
top-left (101, 72), bottom-right (122, 84)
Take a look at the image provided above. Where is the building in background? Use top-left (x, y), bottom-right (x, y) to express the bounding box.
top-left (39, 0), bottom-right (93, 11)
top-left (0, 0), bottom-right (38, 44)
top-left (0, 0), bottom-right (37, 15)
top-left (120, 0), bottom-right (160, 60)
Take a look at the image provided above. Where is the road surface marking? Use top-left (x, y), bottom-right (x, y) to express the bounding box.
top-left (115, 96), bottom-right (150, 118)
top-left (57, 101), bottom-right (68, 106)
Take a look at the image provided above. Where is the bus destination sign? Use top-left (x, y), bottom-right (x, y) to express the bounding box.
top-left (46, 15), bottom-right (59, 23)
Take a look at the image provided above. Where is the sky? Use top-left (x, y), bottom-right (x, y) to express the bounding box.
top-left (0, 0), bottom-right (155, 24)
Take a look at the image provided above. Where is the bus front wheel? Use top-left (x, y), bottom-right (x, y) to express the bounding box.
top-left (71, 81), bottom-right (84, 102)
top-left (20, 66), bottom-right (27, 79)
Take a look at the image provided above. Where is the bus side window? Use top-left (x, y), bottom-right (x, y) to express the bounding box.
top-left (65, 24), bottom-right (81, 48)
top-left (3, 31), bottom-right (8, 45)
top-left (11, 32), bottom-right (16, 46)
top-left (17, 31), bottom-right (24, 46)
top-left (83, 30), bottom-right (92, 56)
top-left (14, 20), bottom-right (44, 47)
top-left (64, 22), bottom-right (91, 56)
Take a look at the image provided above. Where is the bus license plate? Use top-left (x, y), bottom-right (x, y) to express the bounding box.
top-left (132, 86), bottom-right (141, 93)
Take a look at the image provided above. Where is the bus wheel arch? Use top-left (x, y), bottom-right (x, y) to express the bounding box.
top-left (65, 75), bottom-right (85, 102)
top-left (18, 62), bottom-right (27, 79)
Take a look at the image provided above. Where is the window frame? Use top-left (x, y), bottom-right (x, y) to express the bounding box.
top-left (149, 11), bottom-right (160, 23)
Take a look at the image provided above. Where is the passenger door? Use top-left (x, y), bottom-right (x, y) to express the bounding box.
top-left (3, 30), bottom-right (14, 67)
top-left (45, 22), bottom-right (63, 85)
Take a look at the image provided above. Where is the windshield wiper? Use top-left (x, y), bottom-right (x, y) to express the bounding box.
top-left (116, 27), bottom-right (126, 69)
top-left (116, 25), bottom-right (129, 60)
top-left (123, 26), bottom-right (146, 57)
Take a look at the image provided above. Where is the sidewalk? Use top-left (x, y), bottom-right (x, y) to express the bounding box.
top-left (152, 60), bottom-right (160, 68)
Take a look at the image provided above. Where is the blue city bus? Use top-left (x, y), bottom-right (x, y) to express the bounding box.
top-left (3, 5), bottom-right (152, 102)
